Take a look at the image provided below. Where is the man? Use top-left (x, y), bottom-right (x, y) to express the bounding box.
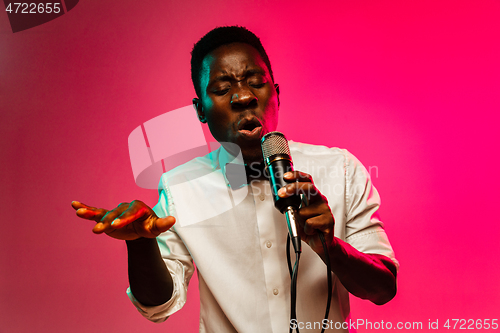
top-left (72, 26), bottom-right (398, 332)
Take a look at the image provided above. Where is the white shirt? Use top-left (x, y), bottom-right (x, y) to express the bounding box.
top-left (127, 141), bottom-right (398, 333)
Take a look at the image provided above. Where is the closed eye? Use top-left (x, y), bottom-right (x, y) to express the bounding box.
top-left (213, 89), bottom-right (229, 96)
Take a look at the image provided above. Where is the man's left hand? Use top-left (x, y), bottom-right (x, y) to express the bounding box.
top-left (278, 171), bottom-right (397, 305)
top-left (278, 171), bottom-right (337, 257)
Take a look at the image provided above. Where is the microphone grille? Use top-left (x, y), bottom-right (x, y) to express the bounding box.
top-left (261, 131), bottom-right (290, 160)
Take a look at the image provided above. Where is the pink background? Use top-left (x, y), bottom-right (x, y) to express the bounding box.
top-left (1, 0), bottom-right (499, 332)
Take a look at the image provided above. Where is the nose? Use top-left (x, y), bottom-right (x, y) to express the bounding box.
top-left (230, 84), bottom-right (258, 109)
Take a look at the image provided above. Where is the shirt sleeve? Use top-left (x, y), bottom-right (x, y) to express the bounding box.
top-left (126, 185), bottom-right (196, 322)
top-left (343, 151), bottom-right (399, 270)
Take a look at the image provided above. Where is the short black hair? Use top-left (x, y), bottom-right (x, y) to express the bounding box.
top-left (190, 26), bottom-right (274, 98)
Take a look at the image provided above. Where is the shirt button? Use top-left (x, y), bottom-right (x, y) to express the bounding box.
top-left (259, 193), bottom-right (265, 201)
top-left (273, 288), bottom-right (279, 295)
top-left (266, 241), bottom-right (272, 248)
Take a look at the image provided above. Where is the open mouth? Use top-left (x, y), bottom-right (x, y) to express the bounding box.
top-left (237, 118), bottom-right (262, 137)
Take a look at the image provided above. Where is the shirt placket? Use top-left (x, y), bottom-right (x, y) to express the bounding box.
top-left (251, 180), bottom-right (290, 332)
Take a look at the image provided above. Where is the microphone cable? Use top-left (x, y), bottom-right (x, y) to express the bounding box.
top-left (287, 234), bottom-right (301, 333)
top-left (260, 131), bottom-right (332, 332)
top-left (287, 231), bottom-right (332, 333)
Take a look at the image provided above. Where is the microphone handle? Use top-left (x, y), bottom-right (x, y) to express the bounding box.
top-left (266, 157), bottom-right (301, 212)
top-left (285, 206), bottom-right (302, 253)
top-left (266, 157), bottom-right (302, 254)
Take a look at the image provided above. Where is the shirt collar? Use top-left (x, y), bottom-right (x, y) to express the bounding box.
top-left (218, 144), bottom-right (244, 169)
top-left (216, 144), bottom-right (247, 189)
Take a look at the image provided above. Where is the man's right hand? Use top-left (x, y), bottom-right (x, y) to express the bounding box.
top-left (71, 200), bottom-right (175, 240)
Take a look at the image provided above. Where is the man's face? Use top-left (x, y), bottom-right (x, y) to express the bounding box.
top-left (196, 42), bottom-right (279, 163)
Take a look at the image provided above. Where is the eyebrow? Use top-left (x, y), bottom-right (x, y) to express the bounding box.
top-left (211, 68), bottom-right (266, 83)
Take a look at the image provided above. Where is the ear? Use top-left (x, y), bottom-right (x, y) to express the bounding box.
top-left (274, 83), bottom-right (280, 107)
top-left (193, 98), bottom-right (207, 123)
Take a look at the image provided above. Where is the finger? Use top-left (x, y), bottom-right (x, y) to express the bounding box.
top-left (297, 202), bottom-right (331, 220)
top-left (109, 201), bottom-right (148, 229)
top-left (73, 202), bottom-right (108, 222)
top-left (72, 201), bottom-right (102, 215)
top-left (92, 221), bottom-right (108, 234)
top-left (151, 216), bottom-right (176, 235)
top-left (71, 201), bottom-right (87, 210)
top-left (278, 182), bottom-right (324, 203)
top-left (302, 214), bottom-right (333, 236)
top-left (88, 202), bottom-right (129, 234)
top-left (100, 202), bottom-right (130, 225)
top-left (283, 171), bottom-right (312, 183)
top-left (72, 201), bottom-right (108, 234)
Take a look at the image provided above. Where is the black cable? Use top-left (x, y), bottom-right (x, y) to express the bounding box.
top-left (287, 232), bottom-right (333, 333)
top-left (287, 234), bottom-right (300, 333)
top-left (318, 232), bottom-right (332, 333)
top-left (286, 235), bottom-right (292, 278)
top-left (291, 251), bottom-right (300, 333)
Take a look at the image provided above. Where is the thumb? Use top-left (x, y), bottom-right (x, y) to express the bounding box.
top-left (154, 216), bottom-right (176, 234)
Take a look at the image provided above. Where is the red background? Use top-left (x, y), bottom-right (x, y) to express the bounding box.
top-left (1, 1), bottom-right (499, 332)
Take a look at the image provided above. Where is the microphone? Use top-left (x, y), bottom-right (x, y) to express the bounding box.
top-left (261, 131), bottom-right (302, 253)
